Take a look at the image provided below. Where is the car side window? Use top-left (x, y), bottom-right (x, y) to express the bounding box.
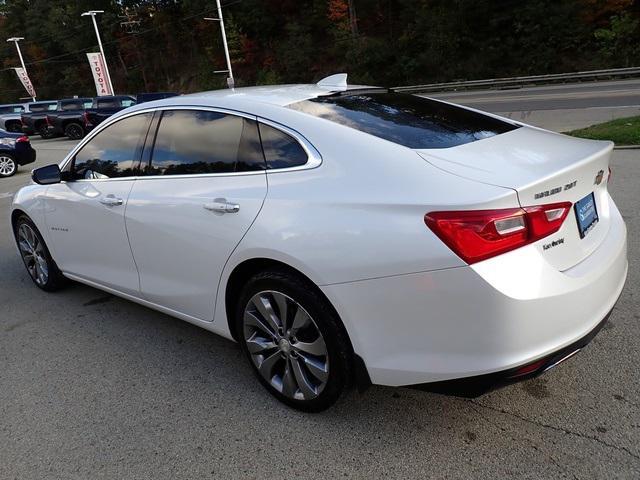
top-left (121, 99), bottom-right (135, 107)
top-left (147, 110), bottom-right (265, 176)
top-left (258, 123), bottom-right (308, 169)
top-left (73, 113), bottom-right (152, 180)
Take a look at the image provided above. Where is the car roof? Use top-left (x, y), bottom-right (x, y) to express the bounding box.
top-left (127, 83), bottom-right (375, 114)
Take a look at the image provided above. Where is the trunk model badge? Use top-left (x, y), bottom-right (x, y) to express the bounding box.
top-left (594, 169), bottom-right (604, 185)
top-left (534, 180), bottom-right (577, 200)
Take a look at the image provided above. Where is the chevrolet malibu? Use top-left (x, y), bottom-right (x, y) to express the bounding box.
top-left (11, 74), bottom-right (628, 411)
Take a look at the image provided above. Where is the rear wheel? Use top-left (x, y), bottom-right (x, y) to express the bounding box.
top-left (0, 154), bottom-right (17, 177)
top-left (5, 121), bottom-right (21, 133)
top-left (38, 124), bottom-right (53, 139)
top-left (64, 122), bottom-right (84, 140)
top-left (236, 270), bottom-right (352, 412)
top-left (14, 215), bottom-right (67, 291)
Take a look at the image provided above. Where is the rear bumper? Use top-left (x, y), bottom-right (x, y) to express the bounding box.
top-left (14, 144), bottom-right (36, 166)
top-left (409, 305), bottom-right (615, 397)
top-left (321, 198), bottom-right (628, 387)
top-left (46, 125), bottom-right (64, 136)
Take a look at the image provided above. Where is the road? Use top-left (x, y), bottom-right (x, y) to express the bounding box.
top-left (1, 135), bottom-right (639, 478)
top-left (428, 79), bottom-right (640, 131)
top-left (430, 79), bottom-right (640, 112)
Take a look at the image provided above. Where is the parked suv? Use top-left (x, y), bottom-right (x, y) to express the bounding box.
top-left (45, 98), bottom-right (93, 140)
top-left (0, 103), bottom-right (27, 133)
top-left (21, 101), bottom-right (58, 137)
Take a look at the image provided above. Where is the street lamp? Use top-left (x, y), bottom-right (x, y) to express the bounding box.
top-left (204, 0), bottom-right (235, 89)
top-left (81, 10), bottom-right (115, 94)
top-left (6, 37), bottom-right (36, 101)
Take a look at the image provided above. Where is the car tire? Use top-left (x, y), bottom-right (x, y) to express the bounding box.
top-left (13, 215), bottom-right (68, 292)
top-left (5, 121), bottom-right (22, 133)
top-left (236, 269), bottom-right (352, 412)
top-left (38, 125), bottom-right (54, 139)
top-left (0, 154), bottom-right (17, 177)
top-left (64, 122), bottom-right (85, 140)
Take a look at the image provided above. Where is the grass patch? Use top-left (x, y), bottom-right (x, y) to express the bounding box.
top-left (566, 115), bottom-right (640, 145)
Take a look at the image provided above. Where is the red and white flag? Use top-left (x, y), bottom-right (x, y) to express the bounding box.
top-left (13, 68), bottom-right (36, 98)
top-left (86, 52), bottom-right (113, 96)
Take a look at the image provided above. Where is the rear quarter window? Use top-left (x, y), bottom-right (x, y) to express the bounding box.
top-left (288, 92), bottom-right (519, 149)
top-left (258, 123), bottom-right (308, 169)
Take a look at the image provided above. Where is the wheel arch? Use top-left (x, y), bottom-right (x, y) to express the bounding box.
top-left (223, 256), bottom-right (371, 390)
top-left (11, 207), bottom-right (28, 231)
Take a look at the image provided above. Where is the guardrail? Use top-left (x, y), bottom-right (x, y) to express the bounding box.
top-left (392, 66), bottom-right (640, 94)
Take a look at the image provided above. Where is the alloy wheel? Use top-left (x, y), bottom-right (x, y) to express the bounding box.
top-left (17, 223), bottom-right (49, 286)
top-left (243, 290), bottom-right (329, 401)
top-left (66, 124), bottom-right (83, 139)
top-left (0, 156), bottom-right (16, 176)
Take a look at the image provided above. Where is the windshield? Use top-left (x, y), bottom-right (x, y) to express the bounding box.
top-left (288, 92), bottom-right (519, 149)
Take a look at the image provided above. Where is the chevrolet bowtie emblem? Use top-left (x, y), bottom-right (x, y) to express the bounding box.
top-left (594, 169), bottom-right (604, 185)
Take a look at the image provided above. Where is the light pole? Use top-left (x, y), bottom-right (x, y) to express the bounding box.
top-left (204, 0), bottom-right (235, 89)
top-left (6, 37), bottom-right (36, 101)
top-left (81, 10), bottom-right (115, 95)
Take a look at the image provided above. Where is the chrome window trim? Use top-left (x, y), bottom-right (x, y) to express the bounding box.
top-left (60, 104), bottom-right (322, 182)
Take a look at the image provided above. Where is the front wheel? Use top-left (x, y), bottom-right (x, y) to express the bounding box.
top-left (236, 270), bottom-right (353, 412)
top-left (14, 215), bottom-right (67, 291)
top-left (0, 154), bottom-right (17, 177)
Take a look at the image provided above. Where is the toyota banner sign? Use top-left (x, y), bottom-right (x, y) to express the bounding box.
top-left (86, 52), bottom-right (113, 96)
top-left (13, 68), bottom-right (36, 98)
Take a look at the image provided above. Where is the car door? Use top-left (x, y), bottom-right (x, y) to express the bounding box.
top-left (125, 108), bottom-right (268, 321)
top-left (45, 112), bottom-right (154, 295)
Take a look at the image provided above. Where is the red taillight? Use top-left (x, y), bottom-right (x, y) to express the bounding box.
top-left (82, 111), bottom-right (90, 127)
top-left (45, 115), bottom-right (52, 126)
top-left (425, 202), bottom-right (572, 264)
top-left (16, 135), bottom-right (29, 143)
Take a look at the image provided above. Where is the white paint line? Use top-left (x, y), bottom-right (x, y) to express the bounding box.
top-left (0, 192), bottom-right (14, 199)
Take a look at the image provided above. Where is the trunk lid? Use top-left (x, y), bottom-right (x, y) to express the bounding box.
top-left (417, 127), bottom-right (613, 271)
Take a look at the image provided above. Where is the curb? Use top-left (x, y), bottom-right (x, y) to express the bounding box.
top-left (613, 145), bottom-right (640, 150)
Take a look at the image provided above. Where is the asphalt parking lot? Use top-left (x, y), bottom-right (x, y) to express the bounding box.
top-left (1, 137), bottom-right (638, 479)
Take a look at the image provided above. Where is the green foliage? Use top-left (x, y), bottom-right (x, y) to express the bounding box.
top-left (567, 115), bottom-right (640, 145)
top-left (0, 0), bottom-right (639, 102)
top-left (595, 13), bottom-right (640, 66)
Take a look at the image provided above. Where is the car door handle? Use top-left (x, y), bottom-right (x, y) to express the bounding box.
top-left (203, 199), bottom-right (240, 214)
top-left (99, 194), bottom-right (124, 207)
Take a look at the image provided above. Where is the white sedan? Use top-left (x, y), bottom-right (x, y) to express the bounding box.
top-left (11, 74), bottom-right (627, 411)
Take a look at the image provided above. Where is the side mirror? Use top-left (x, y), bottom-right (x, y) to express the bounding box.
top-left (32, 164), bottom-right (62, 185)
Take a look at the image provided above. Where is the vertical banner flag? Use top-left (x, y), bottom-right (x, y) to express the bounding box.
top-left (86, 52), bottom-right (113, 96)
top-left (13, 68), bottom-right (36, 98)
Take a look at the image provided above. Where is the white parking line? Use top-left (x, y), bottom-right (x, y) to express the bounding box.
top-left (0, 192), bottom-right (14, 199)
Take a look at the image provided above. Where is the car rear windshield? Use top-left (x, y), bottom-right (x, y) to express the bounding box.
top-left (288, 92), bottom-right (519, 149)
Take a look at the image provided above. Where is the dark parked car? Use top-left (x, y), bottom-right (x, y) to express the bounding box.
top-left (45, 98), bottom-right (93, 140)
top-left (21, 101), bottom-right (58, 137)
top-left (0, 128), bottom-right (35, 178)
